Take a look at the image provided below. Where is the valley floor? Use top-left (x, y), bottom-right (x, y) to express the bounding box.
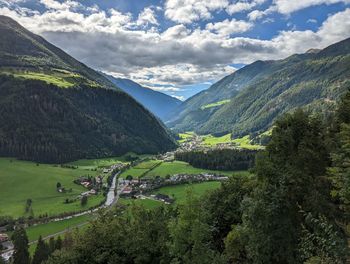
top-left (0, 134), bottom-right (255, 259)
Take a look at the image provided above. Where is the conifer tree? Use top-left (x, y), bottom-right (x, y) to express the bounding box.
top-left (12, 227), bottom-right (30, 264)
top-left (32, 236), bottom-right (50, 264)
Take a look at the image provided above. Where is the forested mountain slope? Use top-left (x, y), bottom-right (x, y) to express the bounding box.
top-left (104, 75), bottom-right (181, 121)
top-left (167, 38), bottom-right (350, 136)
top-left (0, 16), bottom-right (176, 163)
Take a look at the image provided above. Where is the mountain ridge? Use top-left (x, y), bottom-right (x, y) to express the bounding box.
top-left (103, 74), bottom-right (181, 121)
top-left (0, 15), bottom-right (176, 163)
top-left (166, 37), bottom-right (350, 136)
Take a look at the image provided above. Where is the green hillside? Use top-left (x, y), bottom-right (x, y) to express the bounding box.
top-left (167, 38), bottom-right (350, 136)
top-left (0, 16), bottom-right (176, 163)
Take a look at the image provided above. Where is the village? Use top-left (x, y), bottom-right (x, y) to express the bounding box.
top-left (119, 172), bottom-right (228, 204)
top-left (71, 162), bottom-right (127, 198)
top-left (157, 133), bottom-right (240, 161)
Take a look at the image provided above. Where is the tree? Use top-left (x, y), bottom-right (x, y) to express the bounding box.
top-left (55, 236), bottom-right (62, 251)
top-left (80, 196), bottom-right (88, 206)
top-left (241, 110), bottom-right (346, 263)
top-left (56, 182), bottom-right (61, 190)
top-left (125, 175), bottom-right (133, 181)
top-left (329, 91), bottom-right (350, 220)
top-left (25, 198), bottom-right (32, 213)
top-left (168, 189), bottom-right (224, 264)
top-left (32, 236), bottom-right (50, 264)
top-left (49, 237), bottom-right (56, 254)
top-left (202, 175), bottom-right (254, 252)
top-left (12, 227), bottom-right (30, 264)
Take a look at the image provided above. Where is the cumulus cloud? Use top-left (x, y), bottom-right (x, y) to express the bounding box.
top-left (136, 6), bottom-right (158, 26)
top-left (164, 0), bottom-right (228, 23)
top-left (273, 0), bottom-right (350, 14)
top-left (0, 0), bottom-right (350, 93)
top-left (226, 0), bottom-right (266, 14)
top-left (39, 0), bottom-right (80, 11)
top-left (206, 18), bottom-right (253, 36)
top-left (248, 6), bottom-right (276, 20)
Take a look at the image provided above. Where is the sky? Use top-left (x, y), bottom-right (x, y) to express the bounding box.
top-left (0, 0), bottom-right (350, 100)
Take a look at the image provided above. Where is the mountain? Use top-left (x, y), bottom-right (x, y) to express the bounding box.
top-left (166, 38), bottom-right (350, 136)
top-left (104, 75), bottom-right (181, 121)
top-left (0, 15), bottom-right (176, 163)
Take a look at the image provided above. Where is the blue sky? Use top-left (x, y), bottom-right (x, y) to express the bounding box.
top-left (0, 0), bottom-right (350, 100)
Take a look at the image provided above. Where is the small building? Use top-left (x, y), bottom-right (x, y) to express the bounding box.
top-left (0, 233), bottom-right (9, 242)
top-left (122, 186), bottom-right (133, 194)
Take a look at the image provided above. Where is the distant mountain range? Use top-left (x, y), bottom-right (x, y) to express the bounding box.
top-left (104, 74), bottom-right (181, 121)
top-left (166, 37), bottom-right (350, 136)
top-left (0, 15), bottom-right (176, 163)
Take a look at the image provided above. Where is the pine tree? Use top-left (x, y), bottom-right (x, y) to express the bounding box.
top-left (241, 109), bottom-right (345, 263)
top-left (12, 227), bottom-right (30, 264)
top-left (48, 237), bottom-right (56, 254)
top-left (329, 91), bottom-right (350, 219)
top-left (32, 236), bottom-right (50, 264)
top-left (55, 236), bottom-right (62, 250)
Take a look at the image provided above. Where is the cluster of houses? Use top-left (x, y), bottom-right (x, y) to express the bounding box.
top-left (74, 175), bottom-right (104, 197)
top-left (119, 173), bottom-right (228, 198)
top-left (102, 163), bottom-right (125, 174)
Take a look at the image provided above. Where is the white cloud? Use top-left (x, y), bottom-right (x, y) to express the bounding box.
top-left (39, 0), bottom-right (80, 11)
top-left (307, 18), bottom-right (318, 23)
top-left (0, 2), bottom-right (350, 93)
top-left (206, 18), bottom-right (253, 36)
top-left (248, 6), bottom-right (276, 20)
top-left (164, 0), bottom-right (228, 23)
top-left (273, 0), bottom-right (350, 14)
top-left (226, 0), bottom-right (266, 15)
top-left (136, 6), bottom-right (158, 26)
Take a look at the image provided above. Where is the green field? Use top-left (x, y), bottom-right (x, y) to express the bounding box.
top-left (26, 214), bottom-right (91, 255)
top-left (0, 158), bottom-right (104, 218)
top-left (3, 71), bottom-right (75, 88)
top-left (67, 156), bottom-right (127, 170)
top-left (119, 198), bottom-right (162, 209)
top-left (25, 214), bottom-right (92, 242)
top-left (202, 133), bottom-right (233, 145)
top-left (177, 132), bottom-right (195, 143)
top-left (120, 160), bottom-right (161, 179)
top-left (152, 181), bottom-right (222, 204)
top-left (202, 133), bottom-right (264, 150)
top-left (145, 160), bottom-right (242, 177)
top-left (200, 99), bottom-right (231, 110)
top-left (121, 160), bottom-right (249, 179)
top-left (232, 135), bottom-right (264, 150)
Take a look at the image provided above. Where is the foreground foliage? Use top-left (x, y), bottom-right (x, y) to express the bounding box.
top-left (43, 92), bottom-right (350, 264)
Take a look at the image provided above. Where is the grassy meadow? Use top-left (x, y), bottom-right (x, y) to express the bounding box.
top-left (202, 133), bottom-right (264, 150)
top-left (200, 99), bottom-right (231, 110)
top-left (177, 131), bottom-right (195, 143)
top-left (151, 181), bottom-right (222, 204)
top-left (0, 158), bottom-right (112, 218)
top-left (119, 160), bottom-right (162, 178)
top-left (120, 160), bottom-right (248, 179)
top-left (3, 71), bottom-right (75, 88)
top-left (119, 198), bottom-right (162, 209)
top-left (145, 160), bottom-right (244, 177)
top-left (25, 214), bottom-right (92, 242)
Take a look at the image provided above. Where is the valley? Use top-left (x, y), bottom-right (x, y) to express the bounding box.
top-left (0, 9), bottom-right (349, 264)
